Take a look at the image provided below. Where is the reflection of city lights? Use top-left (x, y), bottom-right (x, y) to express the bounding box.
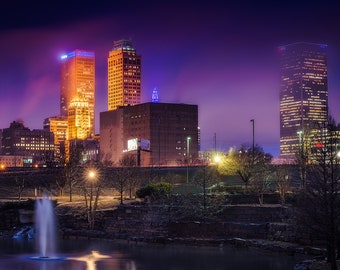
top-left (68, 250), bottom-right (110, 270)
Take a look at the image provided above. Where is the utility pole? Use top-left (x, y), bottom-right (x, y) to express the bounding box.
top-left (186, 136), bottom-right (191, 184)
top-left (250, 119), bottom-right (255, 164)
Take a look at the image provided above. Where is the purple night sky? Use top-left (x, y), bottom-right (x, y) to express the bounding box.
top-left (1, 0), bottom-right (340, 157)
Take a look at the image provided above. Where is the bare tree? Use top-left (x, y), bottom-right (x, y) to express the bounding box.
top-left (81, 161), bottom-right (103, 230)
top-left (15, 176), bottom-right (25, 201)
top-left (295, 127), bottom-right (313, 190)
top-left (250, 167), bottom-right (272, 206)
top-left (295, 119), bottom-right (340, 270)
top-left (192, 165), bottom-right (221, 211)
top-left (110, 154), bottom-right (137, 204)
top-left (219, 144), bottom-right (272, 190)
top-left (273, 165), bottom-right (291, 205)
top-left (55, 170), bottom-right (67, 197)
top-left (64, 144), bottom-right (82, 202)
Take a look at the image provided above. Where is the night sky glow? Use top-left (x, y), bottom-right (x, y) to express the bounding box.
top-left (1, 0), bottom-right (340, 157)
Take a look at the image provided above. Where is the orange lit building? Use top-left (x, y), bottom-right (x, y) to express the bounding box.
top-left (60, 50), bottom-right (95, 137)
top-left (67, 95), bottom-right (91, 140)
top-left (43, 116), bottom-right (68, 161)
top-left (107, 40), bottom-right (142, 111)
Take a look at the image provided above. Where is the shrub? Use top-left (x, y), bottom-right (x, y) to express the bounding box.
top-left (136, 182), bottom-right (173, 199)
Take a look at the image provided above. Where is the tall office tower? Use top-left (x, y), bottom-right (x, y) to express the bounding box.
top-left (67, 95), bottom-right (91, 140)
top-left (279, 42), bottom-right (328, 159)
top-left (60, 50), bottom-right (95, 137)
top-left (107, 39), bottom-right (142, 110)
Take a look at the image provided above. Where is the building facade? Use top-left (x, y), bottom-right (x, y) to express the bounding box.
top-left (100, 102), bottom-right (199, 166)
top-left (60, 49), bottom-right (95, 137)
top-left (0, 155), bottom-right (33, 168)
top-left (279, 42), bottom-right (328, 159)
top-left (107, 39), bottom-right (142, 111)
top-left (1, 121), bottom-right (54, 166)
top-left (44, 116), bottom-right (68, 161)
top-left (67, 95), bottom-right (91, 140)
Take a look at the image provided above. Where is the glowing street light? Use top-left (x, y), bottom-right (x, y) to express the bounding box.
top-left (86, 169), bottom-right (98, 229)
top-left (213, 154), bottom-right (221, 164)
top-left (337, 151), bottom-right (340, 158)
top-left (186, 136), bottom-right (191, 157)
top-left (88, 170), bottom-right (96, 180)
top-left (186, 136), bottom-right (191, 184)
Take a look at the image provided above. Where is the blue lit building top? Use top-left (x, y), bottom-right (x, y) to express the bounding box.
top-left (278, 42), bottom-right (328, 52)
top-left (60, 50), bottom-right (95, 60)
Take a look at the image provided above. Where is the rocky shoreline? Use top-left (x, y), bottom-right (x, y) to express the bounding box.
top-left (60, 229), bottom-right (328, 270)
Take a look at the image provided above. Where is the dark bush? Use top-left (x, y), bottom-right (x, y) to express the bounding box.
top-left (136, 182), bottom-right (172, 199)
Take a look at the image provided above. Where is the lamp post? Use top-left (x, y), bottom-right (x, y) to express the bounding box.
top-left (186, 136), bottom-right (191, 184)
top-left (250, 119), bottom-right (255, 164)
top-left (296, 130), bottom-right (305, 190)
top-left (88, 170), bottom-right (96, 210)
top-left (87, 170), bottom-right (97, 229)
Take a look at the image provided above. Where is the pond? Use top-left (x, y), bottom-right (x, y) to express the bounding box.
top-left (0, 238), bottom-right (308, 270)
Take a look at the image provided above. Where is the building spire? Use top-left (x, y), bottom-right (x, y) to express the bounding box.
top-left (152, 87), bottom-right (159, 103)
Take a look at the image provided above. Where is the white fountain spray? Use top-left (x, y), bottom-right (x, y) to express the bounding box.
top-left (35, 197), bottom-right (56, 258)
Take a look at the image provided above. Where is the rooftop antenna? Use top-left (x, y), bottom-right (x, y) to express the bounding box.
top-left (152, 87), bottom-right (159, 103)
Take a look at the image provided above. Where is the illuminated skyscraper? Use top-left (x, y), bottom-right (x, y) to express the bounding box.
top-left (60, 50), bottom-right (95, 137)
top-left (279, 42), bottom-right (328, 159)
top-left (44, 116), bottom-right (68, 160)
top-left (67, 95), bottom-right (91, 140)
top-left (107, 39), bottom-right (142, 111)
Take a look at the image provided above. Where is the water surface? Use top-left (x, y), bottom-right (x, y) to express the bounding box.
top-left (0, 238), bottom-right (307, 270)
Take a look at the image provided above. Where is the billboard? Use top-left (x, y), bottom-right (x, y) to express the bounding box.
top-left (140, 138), bottom-right (150, 151)
top-left (127, 138), bottom-right (138, 151)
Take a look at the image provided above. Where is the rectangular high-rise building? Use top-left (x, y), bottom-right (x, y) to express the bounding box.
top-left (107, 39), bottom-right (142, 111)
top-left (60, 50), bottom-right (95, 137)
top-left (279, 42), bottom-right (328, 159)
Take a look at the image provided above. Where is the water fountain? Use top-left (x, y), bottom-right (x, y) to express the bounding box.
top-left (32, 196), bottom-right (110, 264)
top-left (34, 197), bottom-right (57, 259)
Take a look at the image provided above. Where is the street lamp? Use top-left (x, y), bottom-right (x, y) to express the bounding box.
top-left (297, 130), bottom-right (304, 158)
top-left (213, 154), bottom-right (221, 164)
top-left (250, 119), bottom-right (255, 164)
top-left (88, 170), bottom-right (97, 206)
top-left (186, 136), bottom-right (191, 184)
top-left (88, 170), bottom-right (96, 179)
top-left (337, 151), bottom-right (340, 159)
top-left (87, 169), bottom-right (97, 229)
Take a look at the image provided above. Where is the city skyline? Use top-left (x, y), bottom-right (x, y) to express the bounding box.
top-left (1, 1), bottom-right (340, 157)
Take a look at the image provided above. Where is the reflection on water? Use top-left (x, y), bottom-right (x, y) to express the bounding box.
top-left (0, 238), bottom-right (307, 270)
top-left (68, 250), bottom-right (111, 270)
